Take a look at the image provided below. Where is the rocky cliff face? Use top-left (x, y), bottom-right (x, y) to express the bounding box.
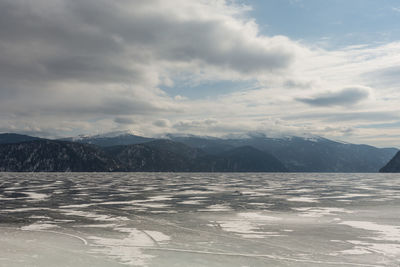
top-left (0, 140), bottom-right (120, 172)
top-left (380, 151), bottom-right (400, 173)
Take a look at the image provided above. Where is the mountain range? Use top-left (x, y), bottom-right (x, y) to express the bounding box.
top-left (0, 132), bottom-right (398, 172)
top-left (168, 135), bottom-right (398, 172)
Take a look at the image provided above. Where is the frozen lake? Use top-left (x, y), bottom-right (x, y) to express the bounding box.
top-left (0, 172), bottom-right (399, 267)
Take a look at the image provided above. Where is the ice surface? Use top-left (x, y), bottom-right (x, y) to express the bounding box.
top-left (0, 172), bottom-right (400, 266)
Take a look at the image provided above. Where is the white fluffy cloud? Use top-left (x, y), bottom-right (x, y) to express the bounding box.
top-left (0, 0), bottom-right (302, 134)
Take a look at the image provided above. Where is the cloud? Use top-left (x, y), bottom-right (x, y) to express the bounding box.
top-left (285, 111), bottom-right (400, 122)
top-left (284, 79), bottom-right (313, 89)
top-left (114, 117), bottom-right (135, 125)
top-left (0, 0), bottom-right (303, 136)
top-left (173, 119), bottom-right (218, 131)
top-left (0, 0), bottom-right (400, 147)
top-left (296, 86), bottom-right (370, 107)
top-left (364, 66), bottom-right (400, 88)
top-left (392, 7), bottom-right (400, 13)
top-left (0, 0), bottom-right (298, 86)
top-left (153, 119), bottom-right (170, 128)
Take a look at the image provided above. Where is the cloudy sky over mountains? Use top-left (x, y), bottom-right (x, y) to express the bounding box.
top-left (1, 0), bottom-right (400, 147)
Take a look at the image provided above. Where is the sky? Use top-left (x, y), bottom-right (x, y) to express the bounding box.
top-left (1, 0), bottom-right (400, 147)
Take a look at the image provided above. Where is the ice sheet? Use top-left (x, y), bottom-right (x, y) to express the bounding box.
top-left (1, 172), bottom-right (399, 266)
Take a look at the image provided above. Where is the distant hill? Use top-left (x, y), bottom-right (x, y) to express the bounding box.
top-left (0, 140), bottom-right (120, 172)
top-left (380, 151), bottom-right (400, 173)
top-left (0, 133), bottom-right (42, 144)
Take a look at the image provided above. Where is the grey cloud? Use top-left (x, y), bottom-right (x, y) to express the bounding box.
top-left (0, 0), bottom-right (296, 87)
top-left (0, 1), bottom-right (130, 84)
top-left (154, 20), bottom-right (293, 73)
top-left (284, 79), bottom-right (313, 89)
top-left (171, 119), bottom-right (249, 135)
top-left (364, 66), bottom-right (400, 88)
top-left (296, 87), bottom-right (370, 107)
top-left (70, 0), bottom-right (295, 73)
top-left (173, 119), bottom-right (218, 131)
top-left (358, 121), bottom-right (400, 129)
top-left (153, 119), bottom-right (170, 127)
top-left (97, 97), bottom-right (164, 116)
top-left (7, 0), bottom-right (360, 143)
top-left (0, 87), bottom-right (177, 118)
top-left (285, 111), bottom-right (399, 122)
top-left (321, 126), bottom-right (355, 135)
top-left (0, 0), bottom-right (300, 136)
top-left (54, 96), bottom-right (174, 116)
top-left (114, 117), bottom-right (135, 125)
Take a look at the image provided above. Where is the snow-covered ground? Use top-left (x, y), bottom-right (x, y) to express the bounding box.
top-left (0, 172), bottom-right (399, 266)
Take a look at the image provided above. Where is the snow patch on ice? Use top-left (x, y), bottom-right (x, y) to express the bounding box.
top-left (60, 204), bottom-right (94, 208)
top-left (89, 228), bottom-right (170, 266)
top-left (75, 224), bottom-right (118, 228)
top-left (179, 200), bottom-right (203, 205)
top-left (287, 197), bottom-right (319, 203)
top-left (21, 223), bottom-right (58, 231)
top-left (200, 204), bottom-right (232, 212)
top-left (23, 192), bottom-right (48, 201)
top-left (293, 207), bottom-right (352, 217)
top-left (213, 212), bottom-right (281, 239)
top-left (215, 220), bottom-right (278, 239)
top-left (238, 212), bottom-right (280, 221)
top-left (147, 195), bottom-right (174, 202)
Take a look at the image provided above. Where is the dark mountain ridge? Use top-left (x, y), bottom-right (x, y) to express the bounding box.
top-left (380, 151), bottom-right (400, 173)
top-left (0, 140), bottom-right (120, 172)
top-left (60, 133), bottom-right (154, 147)
top-left (170, 135), bottom-right (397, 172)
top-left (0, 133), bottom-right (42, 144)
top-left (196, 146), bottom-right (287, 172)
top-left (104, 140), bottom-right (286, 172)
top-left (104, 140), bottom-right (204, 172)
top-left (0, 138), bottom-right (287, 172)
